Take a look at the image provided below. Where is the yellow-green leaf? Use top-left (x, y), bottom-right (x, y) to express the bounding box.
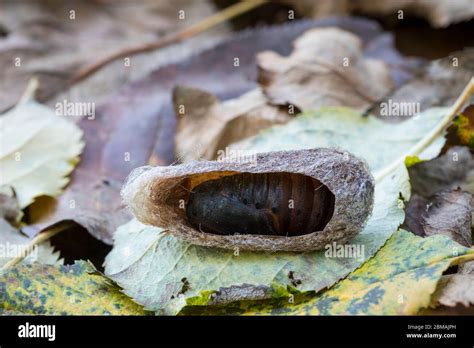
top-left (185, 230), bottom-right (474, 315)
top-left (244, 230), bottom-right (474, 315)
top-left (0, 260), bottom-right (148, 315)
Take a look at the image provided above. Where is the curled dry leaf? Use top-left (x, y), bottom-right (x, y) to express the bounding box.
top-left (174, 87), bottom-right (291, 162)
top-left (257, 27), bottom-right (394, 112)
top-left (122, 149), bottom-right (374, 252)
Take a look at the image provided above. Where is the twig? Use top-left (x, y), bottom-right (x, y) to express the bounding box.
top-left (70, 0), bottom-right (266, 84)
top-left (1, 223), bottom-right (72, 270)
top-left (374, 77), bottom-right (474, 183)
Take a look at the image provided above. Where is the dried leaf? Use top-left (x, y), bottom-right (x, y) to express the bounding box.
top-left (353, 0), bottom-right (474, 28)
top-left (257, 27), bottom-right (394, 112)
top-left (0, 260), bottom-right (147, 315)
top-left (174, 87), bottom-right (290, 162)
top-left (174, 21), bottom-right (419, 162)
top-left (284, 0), bottom-right (474, 28)
top-left (408, 146), bottom-right (474, 198)
top-left (369, 50), bottom-right (474, 119)
top-left (430, 274), bottom-right (474, 308)
top-left (423, 189), bottom-right (472, 247)
top-left (0, 0), bottom-right (228, 112)
top-left (403, 146), bottom-right (474, 243)
top-left (0, 87), bottom-right (84, 209)
top-left (402, 194), bottom-right (429, 237)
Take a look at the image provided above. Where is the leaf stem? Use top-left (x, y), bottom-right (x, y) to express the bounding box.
top-left (1, 223), bottom-right (71, 270)
top-left (374, 77), bottom-right (474, 183)
top-left (70, 0), bottom-right (266, 84)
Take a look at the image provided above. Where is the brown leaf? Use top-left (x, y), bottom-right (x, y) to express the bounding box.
top-left (257, 27), bottom-right (395, 112)
top-left (283, 0), bottom-right (474, 28)
top-left (24, 17), bottom-right (420, 243)
top-left (403, 146), bottom-right (474, 248)
top-left (423, 189), bottom-right (472, 247)
top-left (430, 274), bottom-right (474, 308)
top-left (403, 189), bottom-right (472, 247)
top-left (402, 194), bottom-right (429, 237)
top-left (409, 146), bottom-right (474, 198)
top-left (174, 87), bottom-right (291, 162)
top-left (0, 0), bottom-right (228, 112)
top-left (175, 22), bottom-right (420, 161)
top-left (369, 49), bottom-right (474, 119)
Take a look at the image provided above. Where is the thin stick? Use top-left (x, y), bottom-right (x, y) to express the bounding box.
top-left (374, 77), bottom-right (474, 183)
top-left (1, 224), bottom-right (71, 270)
top-left (70, 0), bottom-right (266, 84)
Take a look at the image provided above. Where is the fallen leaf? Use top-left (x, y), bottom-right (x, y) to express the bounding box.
top-left (402, 194), bottom-right (429, 237)
top-left (352, 0), bottom-right (474, 28)
top-left (0, 83), bottom-right (84, 209)
top-left (408, 146), bottom-right (474, 198)
top-left (369, 49), bottom-right (474, 119)
top-left (257, 27), bottom-right (394, 112)
top-left (26, 17), bottom-right (419, 242)
top-left (105, 105), bottom-right (449, 314)
top-left (0, 0), bottom-right (229, 112)
top-left (0, 260), bottom-right (148, 315)
top-left (423, 189), bottom-right (472, 247)
top-left (188, 230), bottom-right (474, 315)
top-left (173, 22), bottom-right (419, 162)
top-left (283, 0), bottom-right (474, 28)
top-left (403, 146), bottom-right (474, 242)
top-left (230, 107), bottom-right (447, 170)
top-left (429, 274), bottom-right (474, 308)
top-left (174, 87), bottom-right (290, 162)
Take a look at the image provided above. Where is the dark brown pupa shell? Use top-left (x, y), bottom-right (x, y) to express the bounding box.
top-left (186, 172), bottom-right (334, 237)
top-left (121, 148), bottom-right (374, 252)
